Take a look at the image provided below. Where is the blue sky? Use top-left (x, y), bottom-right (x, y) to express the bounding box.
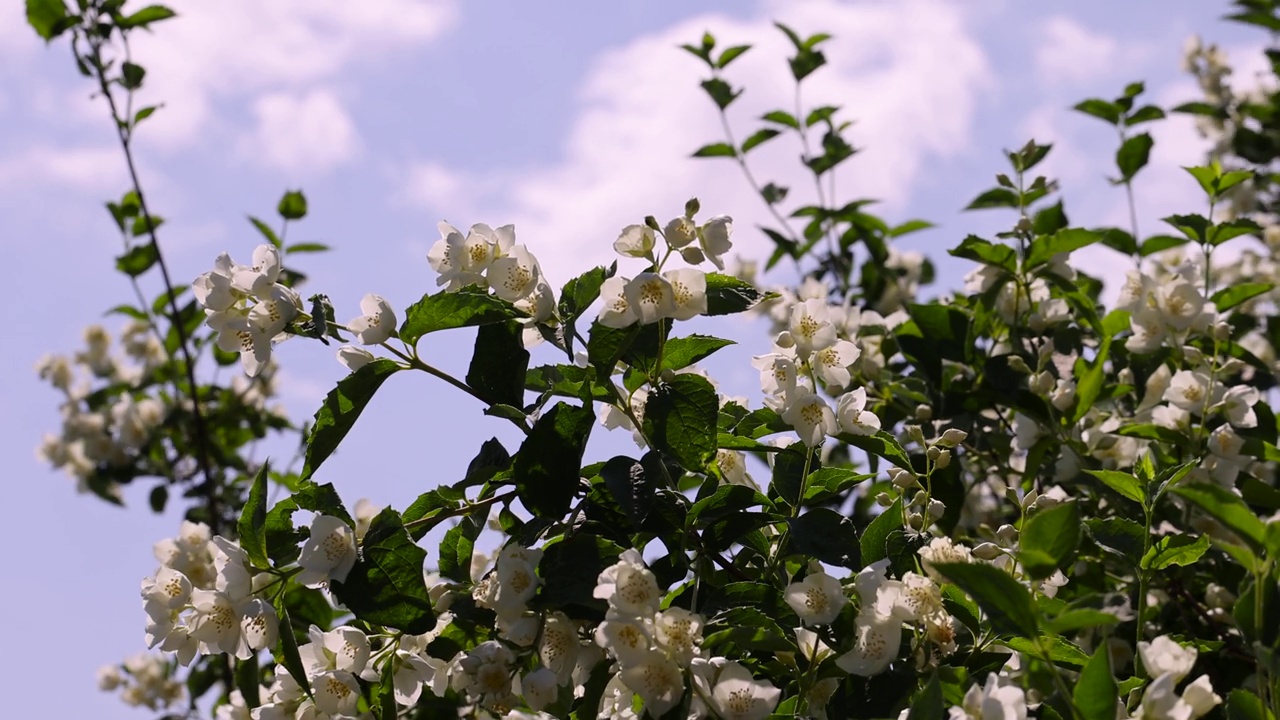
top-left (0, 1), bottom-right (1265, 716)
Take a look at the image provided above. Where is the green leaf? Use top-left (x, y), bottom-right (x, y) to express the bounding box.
top-left (761, 110), bottom-right (799, 129)
top-left (466, 321), bottom-right (529, 408)
top-left (1086, 517), bottom-right (1145, 564)
top-left (693, 142), bottom-right (737, 158)
top-left (1116, 132), bottom-right (1154, 182)
top-left (26, 0), bottom-right (68, 40)
top-left (1019, 501), bottom-right (1081, 580)
top-left (119, 5), bottom-right (176, 28)
top-left (538, 534), bottom-right (623, 619)
top-left (1085, 469), bottom-right (1146, 505)
top-left (399, 288), bottom-right (524, 347)
top-left (600, 455), bottom-right (653, 526)
top-left (1004, 635), bottom-right (1090, 668)
top-left (1075, 640), bottom-right (1116, 712)
top-left (838, 430), bottom-right (914, 471)
top-left (513, 403), bottom-right (593, 518)
top-left (248, 216), bottom-right (281, 247)
top-left (302, 359), bottom-right (400, 479)
top-left (1140, 234), bottom-right (1190, 256)
top-left (646, 374), bottom-right (718, 471)
top-left (700, 78), bottom-right (740, 110)
top-left (861, 497), bottom-right (903, 566)
top-left (1074, 98), bottom-right (1122, 125)
top-left (660, 335), bottom-right (735, 372)
top-left (715, 44), bottom-right (751, 68)
top-left (1212, 282), bottom-right (1272, 312)
top-left (558, 264), bottom-right (613, 322)
top-left (438, 513), bottom-right (484, 583)
top-left (950, 235), bottom-right (1016, 273)
top-left (1142, 533), bottom-right (1210, 570)
top-left (120, 62), bottom-right (146, 90)
top-left (285, 242), bottom-right (330, 254)
top-left (1227, 689), bottom-right (1276, 720)
top-left (237, 463), bottom-right (271, 569)
top-left (932, 562), bottom-right (1039, 637)
top-left (705, 273), bottom-right (771, 315)
top-left (277, 190), bottom-right (307, 220)
top-left (1048, 608), bottom-right (1122, 634)
top-left (1127, 105), bottom-right (1166, 125)
top-left (906, 673), bottom-right (944, 720)
top-left (801, 467), bottom-right (874, 504)
top-left (271, 603), bottom-right (312, 700)
top-left (1026, 229), bottom-right (1100, 269)
top-left (1172, 482), bottom-right (1267, 550)
top-left (741, 128), bottom-right (780, 153)
top-left (1210, 218), bottom-right (1262, 246)
top-left (331, 508), bottom-right (434, 633)
top-left (787, 508), bottom-right (860, 569)
top-left (115, 244), bottom-right (159, 277)
top-left (965, 188), bottom-right (1020, 210)
top-left (1072, 337), bottom-right (1111, 423)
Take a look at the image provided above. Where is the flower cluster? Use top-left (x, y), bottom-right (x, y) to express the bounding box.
top-left (141, 521), bottom-right (278, 665)
top-left (97, 652), bottom-right (184, 711)
top-left (194, 244), bottom-right (303, 376)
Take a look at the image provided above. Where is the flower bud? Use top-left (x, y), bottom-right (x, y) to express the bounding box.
top-left (1007, 355), bottom-right (1031, 374)
top-left (1004, 486), bottom-right (1021, 505)
top-left (875, 492), bottom-right (894, 507)
top-left (659, 369), bottom-right (677, 384)
top-left (1016, 215), bottom-right (1033, 233)
top-left (1021, 488), bottom-right (1039, 510)
top-left (1182, 345), bottom-right (1204, 366)
top-left (906, 424), bottom-right (926, 446)
top-left (906, 511), bottom-right (925, 530)
top-left (774, 331), bottom-right (795, 349)
top-left (933, 448), bottom-right (951, 469)
top-left (911, 490), bottom-right (928, 508)
top-left (937, 428), bottom-right (968, 447)
top-left (680, 246), bottom-right (706, 265)
top-left (997, 524), bottom-right (1019, 544)
top-left (915, 404), bottom-right (933, 421)
top-left (972, 542), bottom-right (1003, 560)
top-left (1205, 583), bottom-right (1235, 609)
top-left (1117, 367), bottom-right (1134, 385)
top-left (1030, 371), bottom-right (1055, 395)
top-left (927, 499), bottom-right (945, 520)
top-left (889, 467), bottom-right (918, 490)
top-left (926, 445), bottom-right (942, 461)
top-left (1213, 322), bottom-right (1232, 342)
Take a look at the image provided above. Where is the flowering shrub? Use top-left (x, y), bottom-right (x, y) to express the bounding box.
top-left (27, 1), bottom-right (1280, 719)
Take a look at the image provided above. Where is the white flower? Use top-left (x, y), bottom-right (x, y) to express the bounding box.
top-left (614, 224), bottom-right (656, 259)
top-left (662, 268), bottom-right (708, 320)
top-left (785, 571), bottom-right (847, 625)
top-left (193, 261), bottom-right (238, 312)
top-left (619, 650), bottom-right (684, 717)
top-left (664, 215), bottom-right (698, 249)
top-left (711, 661), bottom-right (780, 720)
top-left (948, 673), bottom-right (1027, 720)
top-left (595, 616), bottom-right (652, 667)
top-left (752, 353), bottom-right (800, 405)
top-left (624, 273), bottom-right (675, 325)
top-left (789, 299), bottom-right (838, 356)
top-left (490, 245), bottom-right (542, 302)
top-left (428, 222), bottom-right (487, 290)
top-left (247, 284), bottom-right (301, 337)
top-left (296, 515), bottom-right (358, 587)
top-left (1164, 371), bottom-right (1214, 413)
top-left (698, 215), bottom-right (734, 270)
top-left (653, 607), bottom-right (703, 666)
top-left (1138, 636), bottom-right (1196, 682)
top-left (836, 613), bottom-right (901, 676)
top-left (215, 316), bottom-right (273, 377)
top-left (594, 549), bottom-right (662, 617)
top-left (918, 537), bottom-right (973, 582)
top-left (837, 388), bottom-right (880, 436)
top-left (301, 626), bottom-right (375, 679)
top-left (813, 340), bottom-right (861, 387)
top-left (310, 670), bottom-right (361, 717)
top-left (1218, 385), bottom-right (1260, 428)
top-left (521, 668), bottom-right (559, 711)
top-left (1180, 675), bottom-right (1223, 718)
top-left (781, 391), bottom-right (837, 447)
top-left (231, 245), bottom-right (283, 297)
top-left (336, 346), bottom-right (375, 372)
top-left (347, 293), bottom-right (397, 345)
top-left (539, 612), bottom-right (580, 685)
top-left (598, 673), bottom-right (642, 720)
top-left (598, 276), bottom-right (638, 328)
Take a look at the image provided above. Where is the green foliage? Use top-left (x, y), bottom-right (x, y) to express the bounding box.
top-left (301, 359), bottom-right (400, 479)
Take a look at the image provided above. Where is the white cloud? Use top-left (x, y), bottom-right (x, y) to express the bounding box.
top-left (1035, 16), bottom-right (1121, 85)
top-left (403, 0), bottom-right (990, 286)
top-left (72, 0), bottom-right (456, 157)
top-left (0, 145), bottom-right (124, 191)
top-left (241, 88), bottom-right (358, 174)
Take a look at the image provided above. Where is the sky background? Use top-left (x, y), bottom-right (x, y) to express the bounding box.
top-left (0, 0), bottom-right (1269, 717)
